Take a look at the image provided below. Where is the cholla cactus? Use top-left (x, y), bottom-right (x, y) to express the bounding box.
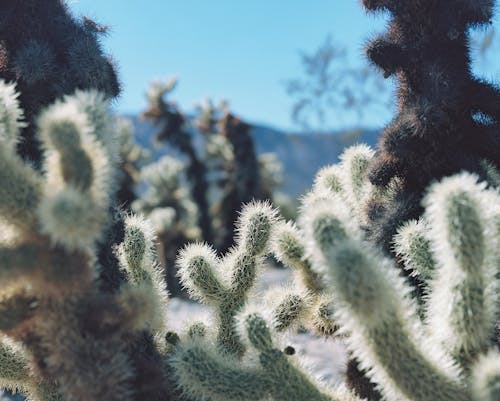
top-left (142, 79), bottom-right (213, 244)
top-left (301, 167), bottom-right (500, 401)
top-left (114, 117), bottom-right (150, 209)
top-left (215, 112), bottom-right (262, 250)
top-left (0, 0), bottom-right (119, 166)
top-left (133, 155), bottom-right (200, 296)
top-left (177, 201), bottom-right (278, 356)
top-left (362, 0), bottom-right (500, 251)
top-left (116, 214), bottom-right (169, 336)
top-left (171, 201), bottom-right (362, 401)
top-left (270, 220), bottom-right (337, 335)
top-left (0, 83), bottom-right (174, 401)
top-left (143, 83), bottom-right (281, 252)
top-left (170, 312), bottom-right (359, 401)
top-left (194, 98), bottom-right (228, 135)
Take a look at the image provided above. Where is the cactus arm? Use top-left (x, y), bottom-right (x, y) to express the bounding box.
top-left (393, 220), bottom-right (436, 283)
top-left (425, 174), bottom-right (498, 367)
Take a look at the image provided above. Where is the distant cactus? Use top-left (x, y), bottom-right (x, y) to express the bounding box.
top-left (215, 112), bottom-right (261, 250)
top-left (133, 155), bottom-right (200, 296)
top-left (362, 0), bottom-right (500, 252)
top-left (142, 79), bottom-right (213, 245)
top-left (142, 80), bottom-right (286, 252)
top-left (114, 117), bottom-right (150, 209)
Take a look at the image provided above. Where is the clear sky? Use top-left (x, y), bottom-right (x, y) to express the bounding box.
top-left (68, 0), bottom-right (500, 131)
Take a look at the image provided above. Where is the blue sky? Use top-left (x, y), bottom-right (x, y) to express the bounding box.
top-left (68, 1), bottom-right (500, 131)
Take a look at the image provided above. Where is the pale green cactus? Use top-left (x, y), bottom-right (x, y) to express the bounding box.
top-left (393, 219), bottom-right (436, 283)
top-left (264, 286), bottom-right (311, 333)
top-left (424, 173), bottom-right (498, 368)
top-left (170, 196), bottom-right (363, 401)
top-left (116, 214), bottom-right (169, 336)
top-left (337, 144), bottom-right (375, 218)
top-left (301, 163), bottom-right (500, 401)
top-left (177, 201), bottom-right (278, 356)
top-left (0, 81), bottom-right (27, 151)
top-left (170, 311), bottom-right (359, 401)
top-left (0, 83), bottom-right (174, 401)
top-left (37, 94), bottom-right (112, 251)
top-left (270, 220), bottom-right (337, 335)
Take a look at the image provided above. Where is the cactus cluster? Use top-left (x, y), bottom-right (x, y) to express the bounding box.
top-left (133, 155), bottom-right (200, 295)
top-left (0, 2), bottom-right (499, 401)
top-left (137, 81), bottom-right (289, 295)
top-left (302, 159), bottom-right (499, 401)
top-left (1, 81), bottom-right (494, 401)
top-left (167, 143), bottom-right (499, 401)
top-left (171, 201), bottom-right (359, 401)
top-left (142, 79), bottom-right (287, 252)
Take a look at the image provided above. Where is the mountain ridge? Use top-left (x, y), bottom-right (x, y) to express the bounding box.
top-left (126, 115), bottom-right (380, 196)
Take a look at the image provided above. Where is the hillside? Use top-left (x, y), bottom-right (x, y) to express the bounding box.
top-left (128, 116), bottom-right (380, 196)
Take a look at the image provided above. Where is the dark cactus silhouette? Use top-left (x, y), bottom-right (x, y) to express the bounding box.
top-left (216, 112), bottom-right (261, 251)
top-left (363, 0), bottom-right (500, 251)
top-left (0, 0), bottom-right (119, 167)
top-left (142, 80), bottom-right (214, 246)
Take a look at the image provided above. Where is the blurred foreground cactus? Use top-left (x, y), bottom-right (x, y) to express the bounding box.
top-left (0, 82), bottom-right (177, 401)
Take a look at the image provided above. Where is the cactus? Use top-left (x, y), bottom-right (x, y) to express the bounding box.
top-left (362, 0), bottom-right (500, 251)
top-left (270, 220), bottom-right (337, 335)
top-left (215, 112), bottom-right (261, 250)
top-left (0, 83), bottom-right (178, 401)
top-left (114, 117), bottom-right (151, 209)
top-left (301, 163), bottom-right (500, 401)
top-left (471, 350), bottom-right (500, 401)
top-left (133, 155), bottom-right (201, 296)
top-left (142, 79), bottom-right (213, 244)
top-left (0, 0), bottom-right (119, 167)
top-left (142, 81), bottom-right (283, 252)
top-left (171, 201), bottom-right (362, 401)
top-left (1, 2), bottom-right (498, 401)
top-left (177, 201), bottom-right (278, 356)
top-left (170, 312), bottom-right (358, 401)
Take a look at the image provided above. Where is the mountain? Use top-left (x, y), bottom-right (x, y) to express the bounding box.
top-left (127, 116), bottom-right (380, 196)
